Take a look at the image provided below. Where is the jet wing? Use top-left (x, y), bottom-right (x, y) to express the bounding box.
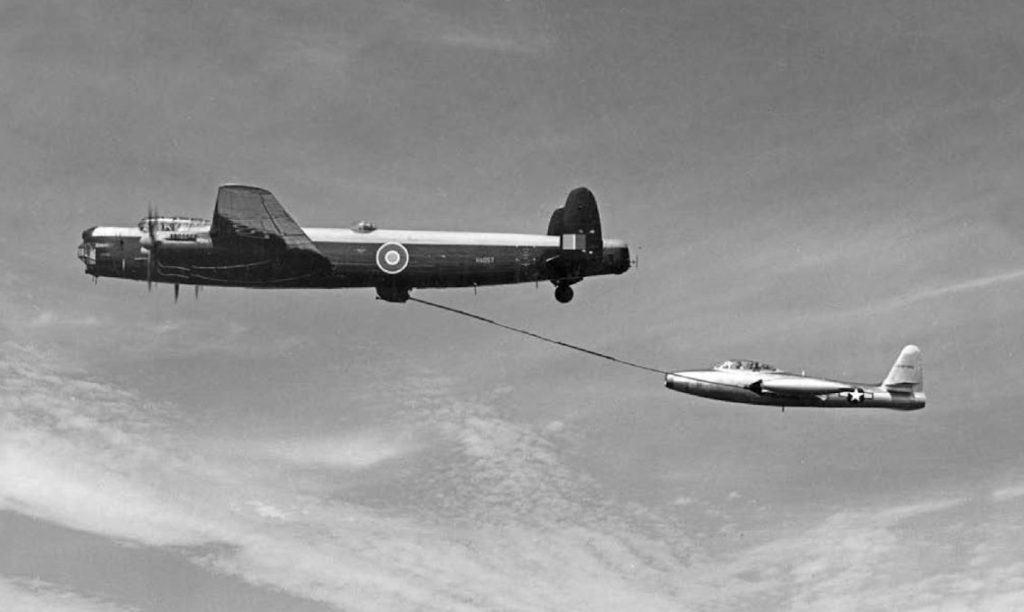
top-left (750, 377), bottom-right (854, 397)
top-left (210, 185), bottom-right (328, 262)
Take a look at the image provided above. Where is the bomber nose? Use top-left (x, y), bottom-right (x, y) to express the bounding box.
top-left (78, 227), bottom-right (97, 267)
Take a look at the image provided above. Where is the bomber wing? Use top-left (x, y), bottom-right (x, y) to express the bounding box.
top-left (210, 185), bottom-right (330, 269)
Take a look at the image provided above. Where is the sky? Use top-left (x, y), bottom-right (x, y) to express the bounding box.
top-left (2, 0), bottom-right (1024, 610)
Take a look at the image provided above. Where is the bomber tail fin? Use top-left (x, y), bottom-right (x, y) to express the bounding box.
top-left (546, 187), bottom-right (603, 258)
top-left (882, 345), bottom-right (923, 391)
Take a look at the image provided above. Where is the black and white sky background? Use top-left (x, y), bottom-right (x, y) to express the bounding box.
top-left (3, 1), bottom-right (1024, 610)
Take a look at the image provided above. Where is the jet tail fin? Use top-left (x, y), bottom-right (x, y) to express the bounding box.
top-left (882, 345), bottom-right (923, 391)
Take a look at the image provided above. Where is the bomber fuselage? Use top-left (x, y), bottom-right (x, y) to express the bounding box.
top-left (78, 222), bottom-right (630, 291)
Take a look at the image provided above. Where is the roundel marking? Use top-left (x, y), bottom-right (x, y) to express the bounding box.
top-left (375, 242), bottom-right (409, 274)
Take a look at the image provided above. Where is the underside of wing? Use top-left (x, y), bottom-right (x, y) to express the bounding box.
top-left (751, 377), bottom-right (854, 397)
top-left (211, 185), bottom-right (330, 269)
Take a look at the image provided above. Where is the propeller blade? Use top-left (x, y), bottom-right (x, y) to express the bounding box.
top-left (174, 283), bottom-right (180, 303)
top-left (147, 204), bottom-right (157, 241)
top-left (145, 204), bottom-right (158, 292)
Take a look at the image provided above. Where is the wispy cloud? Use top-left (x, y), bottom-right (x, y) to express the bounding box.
top-left (25, 310), bottom-right (102, 329)
top-left (992, 483), bottom-right (1024, 503)
top-left (868, 268), bottom-right (1024, 315)
top-left (0, 345), bottom-right (697, 610)
top-left (435, 29), bottom-right (545, 55)
top-left (0, 575), bottom-right (133, 612)
top-left (390, 1), bottom-right (550, 57)
top-left (5, 339), bottom-right (1024, 610)
top-left (698, 495), bottom-right (1024, 610)
top-left (259, 432), bottom-right (417, 469)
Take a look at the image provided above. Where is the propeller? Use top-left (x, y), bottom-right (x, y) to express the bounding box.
top-left (141, 204), bottom-right (159, 291)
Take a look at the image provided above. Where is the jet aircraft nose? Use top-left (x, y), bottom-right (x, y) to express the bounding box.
top-left (665, 373), bottom-right (694, 392)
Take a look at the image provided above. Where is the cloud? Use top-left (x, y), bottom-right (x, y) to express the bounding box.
top-left (992, 483), bottom-right (1024, 502)
top-left (699, 496), bottom-right (1024, 610)
top-left (25, 310), bottom-right (102, 329)
top-left (0, 345), bottom-right (701, 610)
top-left (868, 268), bottom-right (1024, 315)
top-left (0, 575), bottom-right (133, 612)
top-left (5, 344), bottom-right (1024, 611)
top-left (391, 1), bottom-right (550, 56)
top-left (435, 29), bottom-right (545, 55)
top-left (260, 432), bottom-right (417, 469)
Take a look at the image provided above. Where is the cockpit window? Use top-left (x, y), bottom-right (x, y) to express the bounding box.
top-left (713, 360), bottom-right (778, 372)
top-left (138, 217), bottom-right (210, 232)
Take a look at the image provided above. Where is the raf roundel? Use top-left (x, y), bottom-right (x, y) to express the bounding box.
top-left (375, 242), bottom-right (410, 275)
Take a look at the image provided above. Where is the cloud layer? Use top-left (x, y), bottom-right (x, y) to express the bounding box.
top-left (0, 576), bottom-right (132, 612)
top-left (4, 344), bottom-right (1024, 610)
top-left (3, 1), bottom-right (1024, 610)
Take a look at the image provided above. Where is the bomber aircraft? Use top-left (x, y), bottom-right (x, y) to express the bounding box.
top-left (664, 345), bottom-right (925, 410)
top-left (78, 185), bottom-right (630, 303)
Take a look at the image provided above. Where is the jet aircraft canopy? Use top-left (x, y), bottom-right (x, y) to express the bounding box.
top-left (713, 360), bottom-right (779, 372)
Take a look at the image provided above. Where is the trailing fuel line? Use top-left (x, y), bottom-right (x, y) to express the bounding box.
top-left (408, 296), bottom-right (667, 375)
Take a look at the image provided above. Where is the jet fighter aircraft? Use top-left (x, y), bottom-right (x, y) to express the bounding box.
top-left (665, 345), bottom-right (925, 410)
top-left (77, 185), bottom-right (630, 303)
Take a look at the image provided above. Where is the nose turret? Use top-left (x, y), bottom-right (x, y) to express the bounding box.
top-left (78, 226), bottom-right (98, 268)
top-left (77, 225), bottom-right (140, 278)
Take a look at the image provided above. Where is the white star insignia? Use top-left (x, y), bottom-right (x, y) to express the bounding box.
top-left (847, 388), bottom-right (865, 403)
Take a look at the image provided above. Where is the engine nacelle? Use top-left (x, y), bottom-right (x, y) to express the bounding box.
top-left (142, 233), bottom-right (213, 251)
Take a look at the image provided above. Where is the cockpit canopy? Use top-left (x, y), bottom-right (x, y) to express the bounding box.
top-left (713, 359), bottom-right (779, 372)
top-left (137, 217), bottom-right (210, 233)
